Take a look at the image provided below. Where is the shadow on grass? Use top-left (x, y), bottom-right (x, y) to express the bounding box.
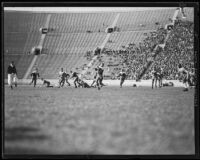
top-left (4, 126), bottom-right (100, 155)
top-left (4, 126), bottom-right (50, 154)
top-left (5, 126), bottom-right (49, 141)
top-left (4, 146), bottom-right (49, 155)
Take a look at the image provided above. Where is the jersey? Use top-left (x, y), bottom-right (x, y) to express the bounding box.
top-left (178, 67), bottom-right (189, 83)
top-left (59, 71), bottom-right (64, 77)
top-left (97, 68), bottom-right (104, 78)
top-left (72, 72), bottom-right (78, 78)
top-left (151, 69), bottom-right (158, 79)
top-left (31, 72), bottom-right (40, 79)
top-left (178, 67), bottom-right (188, 75)
top-left (7, 65), bottom-right (17, 74)
top-left (119, 72), bottom-right (126, 80)
top-left (62, 72), bottom-right (70, 79)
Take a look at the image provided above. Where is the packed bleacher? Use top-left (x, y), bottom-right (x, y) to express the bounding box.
top-left (150, 19), bottom-right (194, 80)
top-left (4, 8), bottom-right (194, 80)
top-left (98, 18), bottom-right (194, 80)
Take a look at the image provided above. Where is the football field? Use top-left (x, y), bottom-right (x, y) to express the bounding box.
top-left (4, 85), bottom-right (195, 155)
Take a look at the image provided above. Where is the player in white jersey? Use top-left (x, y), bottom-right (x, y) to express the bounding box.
top-left (157, 67), bottom-right (164, 88)
top-left (90, 68), bottom-right (98, 87)
top-left (177, 64), bottom-right (190, 91)
top-left (58, 68), bottom-right (64, 87)
top-left (117, 69), bottom-right (127, 88)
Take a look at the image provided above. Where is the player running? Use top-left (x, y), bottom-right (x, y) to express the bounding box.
top-left (177, 64), bottom-right (191, 91)
top-left (29, 68), bottom-right (40, 87)
top-left (117, 69), bottom-right (127, 88)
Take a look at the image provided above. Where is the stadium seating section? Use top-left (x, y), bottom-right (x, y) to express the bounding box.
top-left (4, 8), bottom-right (194, 80)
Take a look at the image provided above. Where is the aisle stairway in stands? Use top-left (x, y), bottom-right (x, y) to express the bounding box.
top-left (23, 14), bottom-right (52, 79)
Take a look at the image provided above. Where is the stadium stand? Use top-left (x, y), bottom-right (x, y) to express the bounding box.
top-left (116, 9), bottom-right (175, 31)
top-left (49, 12), bottom-right (116, 33)
top-left (4, 8), bottom-right (194, 81)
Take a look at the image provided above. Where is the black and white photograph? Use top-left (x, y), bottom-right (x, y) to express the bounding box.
top-left (2, 2), bottom-right (199, 158)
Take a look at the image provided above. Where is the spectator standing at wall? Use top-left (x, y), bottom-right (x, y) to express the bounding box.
top-left (7, 61), bottom-right (18, 89)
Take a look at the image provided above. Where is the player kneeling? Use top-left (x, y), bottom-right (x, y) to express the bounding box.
top-left (78, 79), bottom-right (91, 88)
top-left (41, 78), bottom-right (53, 87)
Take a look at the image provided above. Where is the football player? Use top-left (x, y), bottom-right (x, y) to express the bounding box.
top-left (29, 68), bottom-right (40, 87)
top-left (70, 71), bottom-right (81, 88)
top-left (151, 66), bottom-right (159, 89)
top-left (117, 69), bottom-right (127, 88)
top-left (41, 78), bottom-right (53, 87)
top-left (177, 64), bottom-right (190, 91)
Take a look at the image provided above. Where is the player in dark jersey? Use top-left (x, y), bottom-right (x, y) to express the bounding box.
top-left (157, 67), bottom-right (164, 88)
top-left (117, 69), bottom-right (127, 88)
top-left (60, 72), bottom-right (71, 87)
top-left (96, 66), bottom-right (104, 90)
top-left (29, 68), bottom-right (40, 87)
top-left (70, 71), bottom-right (81, 88)
top-left (151, 66), bottom-right (159, 89)
top-left (41, 78), bottom-right (53, 87)
top-left (7, 61), bottom-right (18, 89)
top-left (99, 63), bottom-right (106, 87)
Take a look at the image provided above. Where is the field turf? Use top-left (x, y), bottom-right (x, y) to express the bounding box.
top-left (4, 85), bottom-right (195, 155)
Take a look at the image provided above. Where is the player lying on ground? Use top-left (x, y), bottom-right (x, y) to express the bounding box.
top-left (78, 79), bottom-right (91, 88)
top-left (177, 64), bottom-right (192, 91)
top-left (41, 78), bottom-right (54, 87)
top-left (30, 68), bottom-right (40, 87)
top-left (117, 69), bottom-right (127, 88)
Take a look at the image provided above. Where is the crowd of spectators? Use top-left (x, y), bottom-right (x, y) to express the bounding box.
top-left (147, 19), bottom-right (194, 80)
top-left (84, 18), bottom-right (194, 80)
top-left (100, 27), bottom-right (168, 79)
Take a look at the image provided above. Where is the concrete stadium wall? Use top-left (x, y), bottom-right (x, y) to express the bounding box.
top-left (4, 79), bottom-right (185, 87)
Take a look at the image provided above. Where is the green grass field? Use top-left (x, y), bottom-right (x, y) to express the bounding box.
top-left (4, 85), bottom-right (195, 155)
